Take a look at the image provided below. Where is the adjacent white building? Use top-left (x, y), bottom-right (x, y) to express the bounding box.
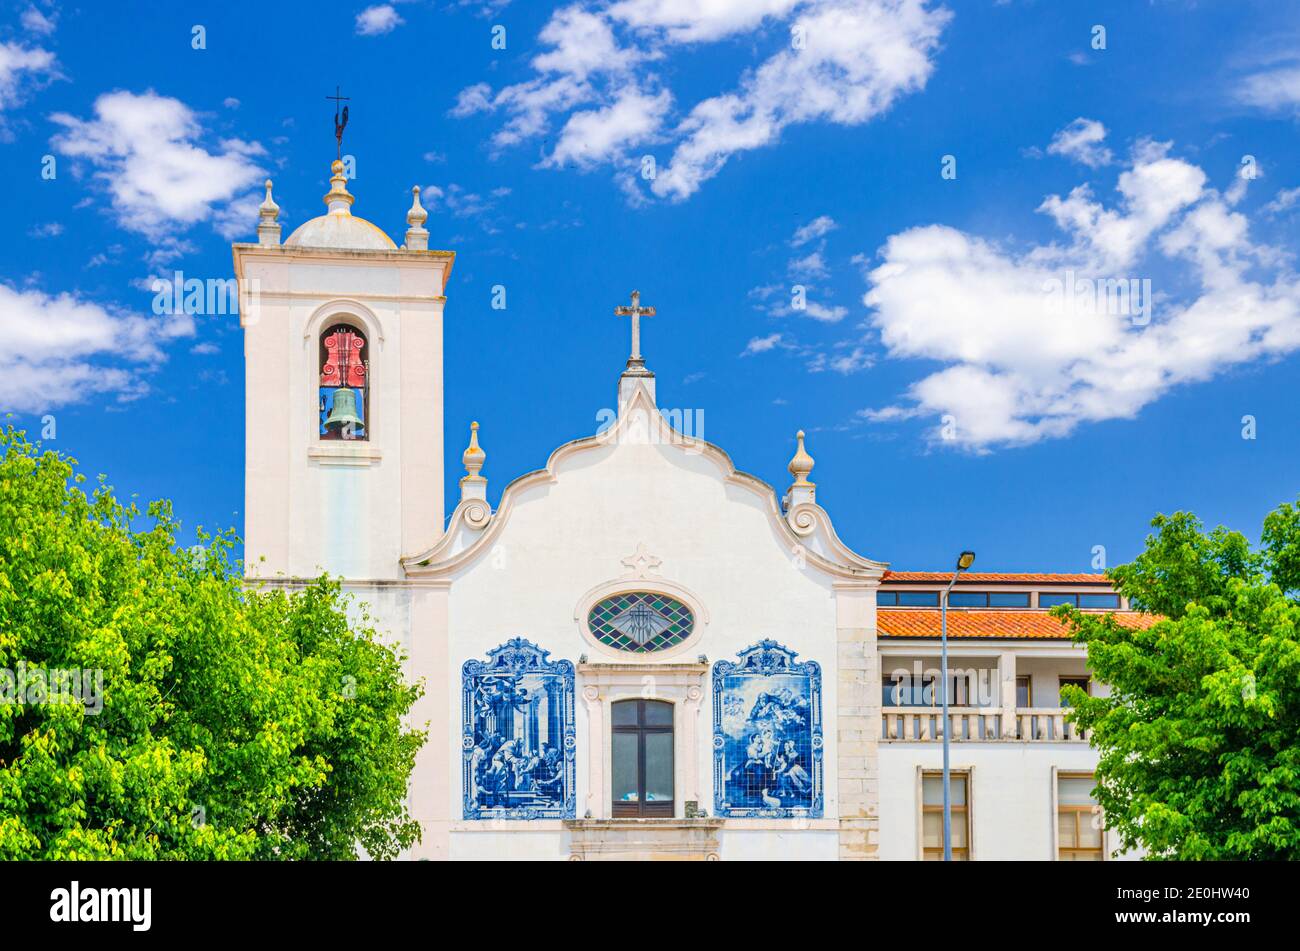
top-left (235, 161), bottom-right (1150, 860)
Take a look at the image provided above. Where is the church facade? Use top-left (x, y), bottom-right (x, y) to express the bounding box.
top-left (234, 162), bottom-right (1147, 860)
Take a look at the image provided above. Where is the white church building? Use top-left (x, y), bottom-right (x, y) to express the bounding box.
top-left (233, 160), bottom-right (1151, 861)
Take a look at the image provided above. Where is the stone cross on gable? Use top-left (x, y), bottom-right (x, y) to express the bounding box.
top-left (614, 289), bottom-right (655, 373)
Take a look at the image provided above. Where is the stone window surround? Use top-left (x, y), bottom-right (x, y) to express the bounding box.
top-left (578, 661), bottom-right (707, 820)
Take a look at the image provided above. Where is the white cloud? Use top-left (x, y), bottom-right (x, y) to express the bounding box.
top-left (1265, 186), bottom-right (1300, 215)
top-left (20, 5), bottom-right (56, 36)
top-left (547, 86), bottom-right (671, 167)
top-left (1235, 61), bottom-right (1300, 114)
top-left (791, 215), bottom-right (837, 247)
top-left (28, 221), bottom-right (62, 238)
top-left (801, 299), bottom-right (848, 322)
top-left (607, 0), bottom-right (804, 43)
top-left (857, 139), bottom-right (1300, 450)
top-left (49, 90), bottom-right (266, 240)
top-left (788, 249), bottom-right (829, 279)
top-left (0, 283), bottom-right (193, 413)
top-left (741, 333), bottom-right (783, 355)
top-left (455, 0), bottom-right (950, 201)
top-left (0, 39), bottom-right (57, 113)
top-left (356, 4), bottom-right (403, 35)
top-left (1046, 117), bottom-right (1112, 168)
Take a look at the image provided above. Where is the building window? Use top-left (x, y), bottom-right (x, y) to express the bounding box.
top-left (587, 592), bottom-right (694, 653)
top-left (1015, 675), bottom-right (1032, 707)
top-left (319, 323), bottom-right (368, 440)
top-left (1059, 676), bottom-right (1090, 707)
top-left (946, 591), bottom-right (1032, 608)
top-left (1058, 773), bottom-right (1104, 860)
top-left (1040, 592), bottom-right (1120, 609)
top-left (989, 592), bottom-right (1031, 607)
top-left (879, 591), bottom-right (941, 606)
top-left (922, 771), bottom-right (969, 860)
top-left (899, 591), bottom-right (940, 606)
top-left (611, 699), bottom-right (674, 817)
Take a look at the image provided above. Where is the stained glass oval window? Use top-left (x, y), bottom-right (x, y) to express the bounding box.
top-left (588, 593), bottom-right (695, 653)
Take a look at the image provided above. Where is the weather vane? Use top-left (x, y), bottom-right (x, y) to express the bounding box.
top-left (327, 85), bottom-right (350, 160)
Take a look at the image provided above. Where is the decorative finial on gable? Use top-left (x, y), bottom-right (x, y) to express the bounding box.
top-left (405, 185), bottom-right (429, 250)
top-left (324, 159), bottom-right (354, 214)
top-left (786, 429), bottom-right (816, 508)
top-left (460, 421), bottom-right (487, 500)
top-left (788, 430), bottom-right (815, 486)
top-left (257, 179), bottom-right (281, 246)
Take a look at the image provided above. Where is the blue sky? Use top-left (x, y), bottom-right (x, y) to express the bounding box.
top-left (5, 0), bottom-right (1299, 573)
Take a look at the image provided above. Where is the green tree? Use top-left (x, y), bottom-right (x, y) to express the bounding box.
top-left (0, 427), bottom-right (424, 859)
top-left (1057, 502), bottom-right (1300, 859)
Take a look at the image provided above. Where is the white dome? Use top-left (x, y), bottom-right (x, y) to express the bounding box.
top-left (285, 213), bottom-right (396, 250)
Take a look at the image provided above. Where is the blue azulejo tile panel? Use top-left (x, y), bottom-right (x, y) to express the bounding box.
top-left (713, 640), bottom-right (823, 819)
top-left (462, 638), bottom-right (576, 820)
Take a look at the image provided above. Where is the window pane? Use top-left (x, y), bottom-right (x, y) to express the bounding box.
top-left (644, 733), bottom-right (674, 802)
top-left (898, 591), bottom-right (940, 606)
top-left (1059, 679), bottom-right (1090, 707)
top-left (989, 592), bottom-right (1031, 607)
top-left (1079, 593), bottom-right (1120, 609)
top-left (612, 732), bottom-right (639, 801)
top-left (1039, 593), bottom-right (1077, 607)
top-left (611, 700), bottom-right (638, 726)
top-left (877, 592), bottom-right (899, 606)
top-left (922, 776), bottom-right (944, 806)
top-left (950, 776), bottom-right (967, 806)
top-left (1058, 813), bottom-right (1077, 848)
top-left (1059, 776), bottom-right (1096, 805)
top-left (1016, 676), bottom-right (1031, 707)
top-left (922, 811), bottom-right (943, 847)
top-left (947, 592), bottom-right (986, 607)
top-left (644, 701), bottom-right (673, 727)
top-left (922, 774), bottom-right (965, 805)
top-left (1078, 815), bottom-right (1103, 848)
top-left (949, 812), bottom-right (968, 848)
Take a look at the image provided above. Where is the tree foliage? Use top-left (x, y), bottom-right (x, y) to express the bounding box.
top-left (1058, 502), bottom-right (1300, 859)
top-left (0, 427), bottom-right (424, 859)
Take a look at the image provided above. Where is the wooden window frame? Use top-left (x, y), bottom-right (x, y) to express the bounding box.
top-left (1058, 675), bottom-right (1091, 708)
top-left (1015, 674), bottom-right (1032, 707)
top-left (610, 699), bottom-right (675, 818)
top-left (919, 768), bottom-right (972, 861)
top-left (1054, 770), bottom-right (1104, 861)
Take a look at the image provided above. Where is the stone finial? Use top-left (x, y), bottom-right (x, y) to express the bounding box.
top-left (788, 430), bottom-right (815, 486)
top-left (257, 179), bottom-right (281, 246)
top-left (460, 421), bottom-right (487, 500)
top-left (786, 429), bottom-right (816, 508)
top-left (324, 159), bottom-right (355, 214)
top-left (405, 185), bottom-right (429, 251)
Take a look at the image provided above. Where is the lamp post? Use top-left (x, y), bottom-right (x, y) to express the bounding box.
top-left (942, 549), bottom-right (976, 861)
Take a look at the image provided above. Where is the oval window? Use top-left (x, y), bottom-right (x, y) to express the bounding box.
top-left (587, 593), bottom-right (695, 653)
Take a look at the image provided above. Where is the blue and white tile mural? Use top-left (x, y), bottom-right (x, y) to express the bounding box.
top-left (462, 638), bottom-right (576, 820)
top-left (713, 640), bottom-right (823, 818)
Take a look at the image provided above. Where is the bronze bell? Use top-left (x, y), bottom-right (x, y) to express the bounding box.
top-left (324, 387), bottom-right (363, 432)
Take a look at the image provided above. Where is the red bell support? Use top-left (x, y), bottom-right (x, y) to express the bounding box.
top-left (321, 328), bottom-right (366, 388)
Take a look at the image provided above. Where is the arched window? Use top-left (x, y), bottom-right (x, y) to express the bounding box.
top-left (612, 699), bottom-right (674, 817)
top-left (318, 323), bottom-right (368, 440)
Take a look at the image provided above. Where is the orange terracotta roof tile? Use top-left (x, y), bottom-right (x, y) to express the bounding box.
top-left (881, 571), bottom-right (1111, 585)
top-left (877, 608), bottom-right (1160, 639)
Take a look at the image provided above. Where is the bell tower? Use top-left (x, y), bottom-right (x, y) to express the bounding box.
top-left (233, 162), bottom-right (453, 582)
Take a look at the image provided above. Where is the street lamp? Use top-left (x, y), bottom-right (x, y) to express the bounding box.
top-left (941, 549), bottom-right (975, 861)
